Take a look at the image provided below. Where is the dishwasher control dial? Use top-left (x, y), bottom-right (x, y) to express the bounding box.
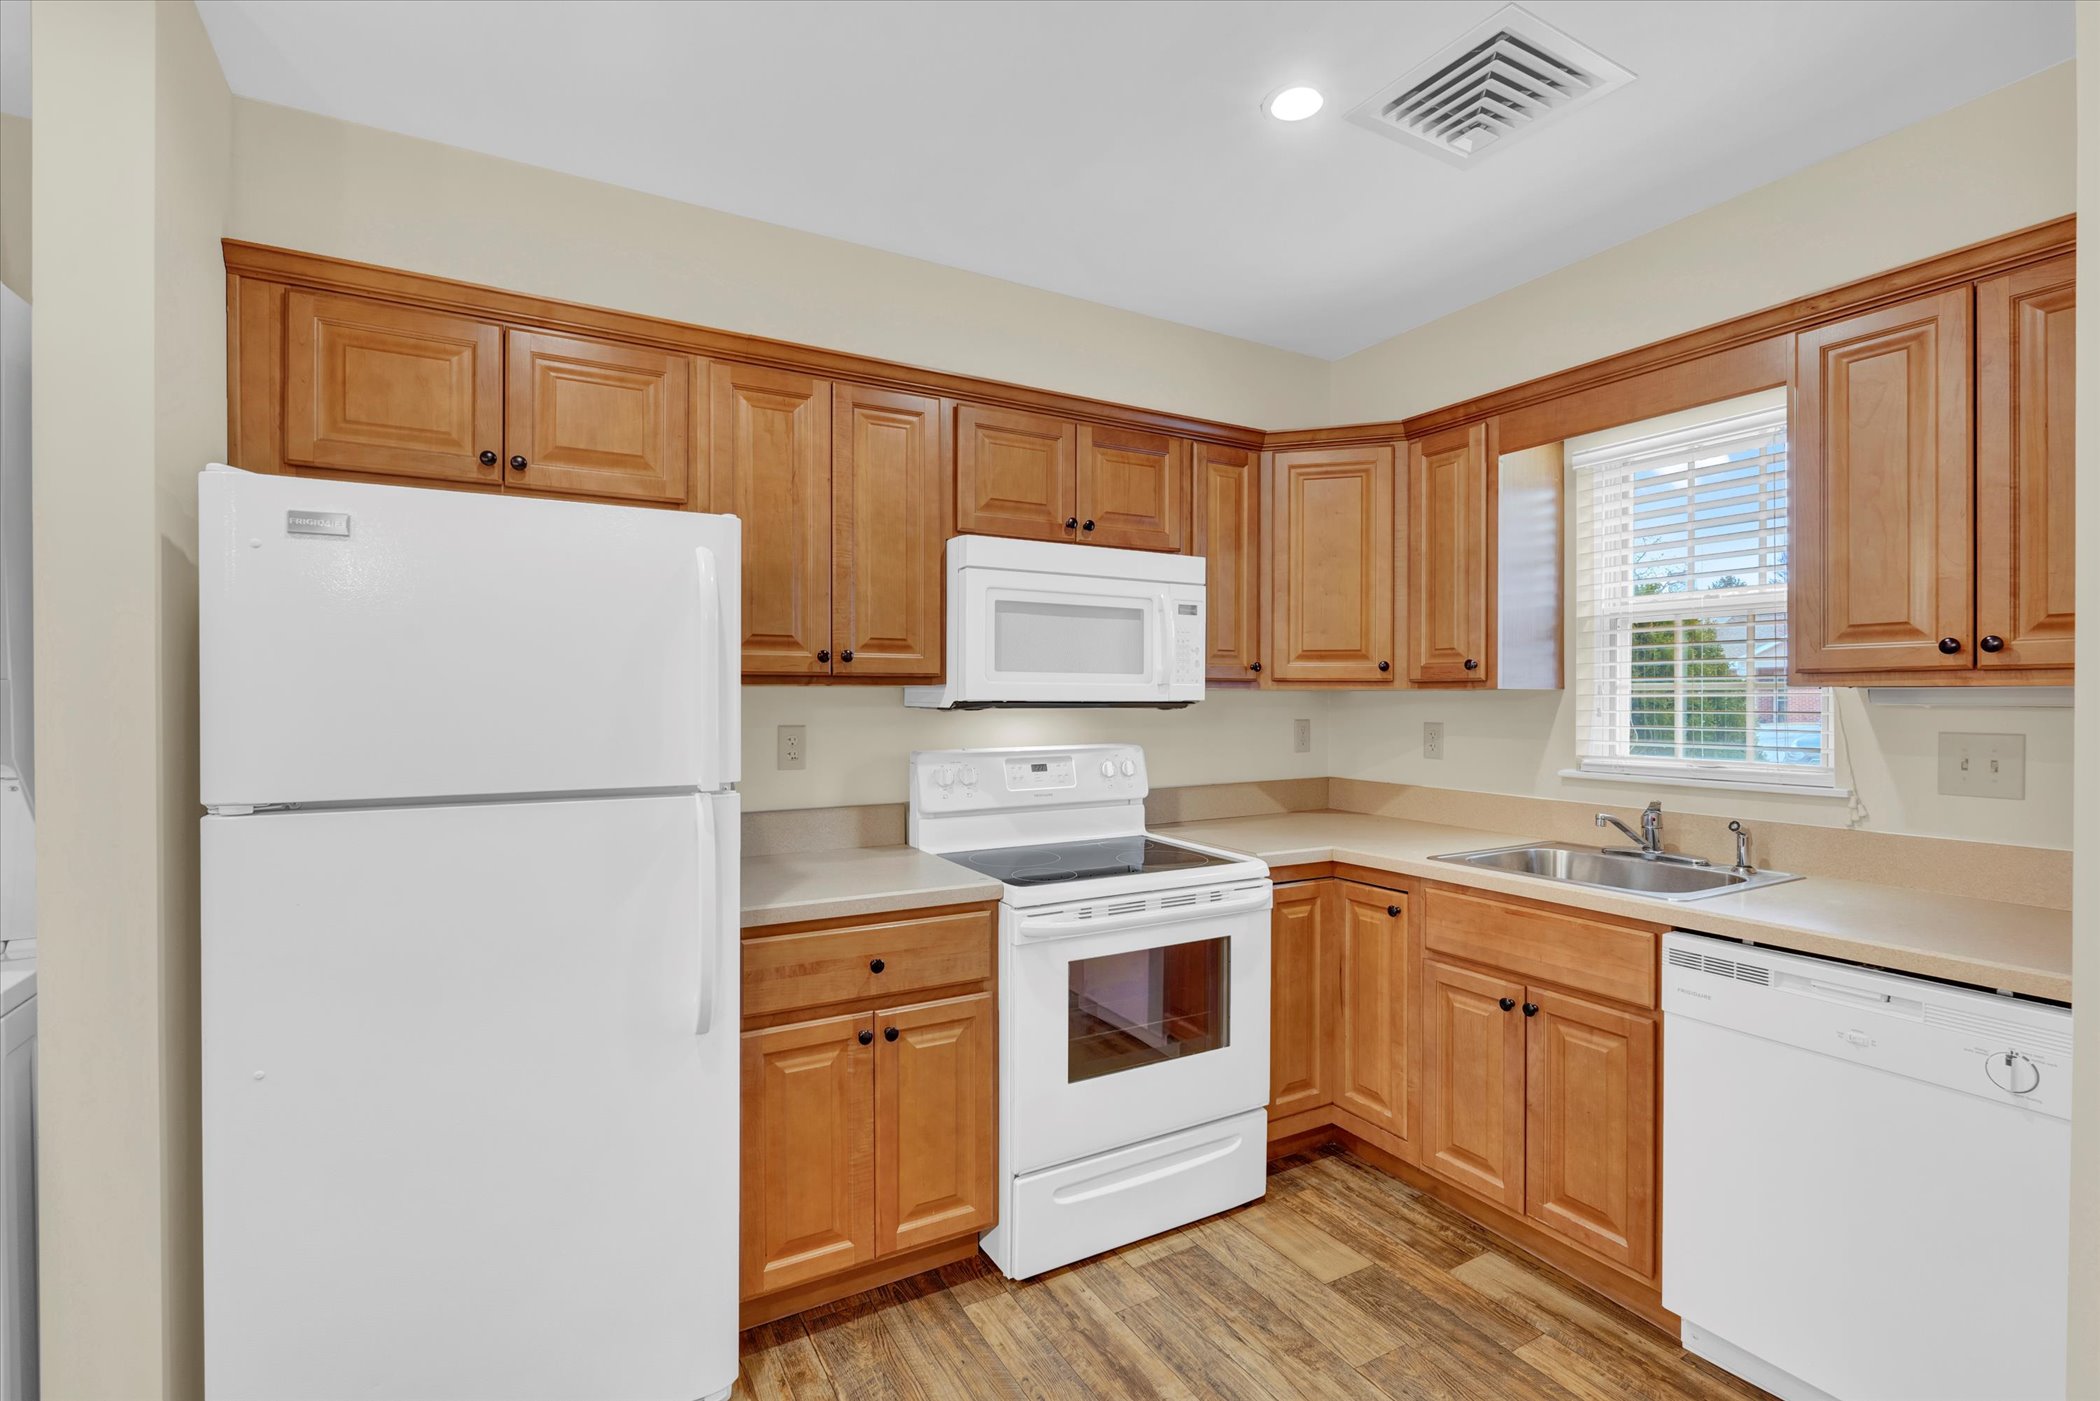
top-left (1985, 1050), bottom-right (2041, 1095)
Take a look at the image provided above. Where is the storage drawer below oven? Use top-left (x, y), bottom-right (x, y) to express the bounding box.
top-left (988, 1107), bottom-right (1267, 1280)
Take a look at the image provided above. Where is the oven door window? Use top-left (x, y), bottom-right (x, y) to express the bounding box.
top-left (1068, 937), bottom-right (1229, 1084)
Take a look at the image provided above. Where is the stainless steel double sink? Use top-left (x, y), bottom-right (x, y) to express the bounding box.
top-left (1430, 841), bottom-right (1801, 902)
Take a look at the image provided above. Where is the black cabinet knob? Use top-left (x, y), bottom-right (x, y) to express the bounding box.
top-left (1377, 660), bottom-right (1391, 672)
top-left (857, 1030), bottom-right (874, 1046)
top-left (840, 649), bottom-right (855, 663)
top-left (1938, 637), bottom-right (1962, 654)
top-left (478, 449), bottom-right (498, 466)
top-left (1082, 519), bottom-right (1096, 532)
top-left (1499, 997), bottom-right (1516, 1012)
top-left (1463, 658), bottom-right (1479, 671)
top-left (869, 958), bottom-right (885, 974)
top-left (1523, 1002), bottom-right (1539, 1017)
top-left (1065, 517), bottom-right (1079, 530)
top-left (816, 649), bottom-right (831, 663)
top-left (1249, 662), bottom-right (1262, 673)
top-left (1980, 635), bottom-right (2005, 653)
top-left (883, 1026), bottom-right (900, 1043)
top-left (1386, 905), bottom-right (1401, 918)
top-left (509, 455), bottom-right (528, 471)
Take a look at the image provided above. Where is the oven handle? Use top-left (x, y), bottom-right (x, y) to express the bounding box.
top-left (1015, 883), bottom-right (1273, 939)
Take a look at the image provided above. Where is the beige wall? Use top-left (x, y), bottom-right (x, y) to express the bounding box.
top-left (1328, 63), bottom-right (2078, 425)
top-left (0, 113), bottom-right (26, 299)
top-left (32, 1), bottom-right (226, 1396)
top-left (2067, 8), bottom-right (2098, 1396)
top-left (225, 101), bottom-right (1329, 431)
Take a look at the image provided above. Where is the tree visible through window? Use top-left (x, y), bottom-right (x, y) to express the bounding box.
top-left (1572, 403), bottom-right (1836, 789)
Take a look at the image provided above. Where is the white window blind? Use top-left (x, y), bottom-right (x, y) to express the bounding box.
top-left (1571, 405), bottom-right (1836, 790)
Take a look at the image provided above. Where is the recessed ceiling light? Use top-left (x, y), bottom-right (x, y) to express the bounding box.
top-left (1264, 85), bottom-right (1324, 122)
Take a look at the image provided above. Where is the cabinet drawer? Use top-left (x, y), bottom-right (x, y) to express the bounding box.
top-left (1424, 886), bottom-right (1657, 1008)
top-left (744, 910), bottom-right (994, 1017)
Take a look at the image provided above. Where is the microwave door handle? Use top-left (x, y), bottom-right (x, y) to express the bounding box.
top-left (1154, 592), bottom-right (1172, 692)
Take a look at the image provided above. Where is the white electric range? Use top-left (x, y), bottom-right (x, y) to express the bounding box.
top-left (909, 744), bottom-right (1272, 1279)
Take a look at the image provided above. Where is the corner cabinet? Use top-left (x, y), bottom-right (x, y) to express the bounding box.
top-left (1266, 445), bottom-right (1398, 685)
top-left (1407, 423), bottom-right (1493, 685)
top-left (1791, 259), bottom-right (2075, 685)
top-left (1193, 442), bottom-right (1262, 682)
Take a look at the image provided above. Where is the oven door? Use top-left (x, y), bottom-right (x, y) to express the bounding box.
top-left (957, 568), bottom-right (1193, 705)
top-left (1006, 886), bottom-right (1271, 1174)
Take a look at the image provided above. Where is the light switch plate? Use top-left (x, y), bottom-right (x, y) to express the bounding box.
top-left (777, 724), bottom-right (806, 771)
top-left (1293, 718), bottom-right (1312, 754)
top-left (1937, 732), bottom-right (2024, 799)
top-left (1423, 722), bottom-right (1445, 760)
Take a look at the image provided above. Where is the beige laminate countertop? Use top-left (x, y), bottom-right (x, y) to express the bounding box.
top-left (741, 845), bottom-right (1000, 930)
top-left (1155, 811), bottom-right (2073, 1002)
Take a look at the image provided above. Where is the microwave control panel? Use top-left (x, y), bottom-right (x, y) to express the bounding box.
top-left (1173, 601), bottom-right (1205, 683)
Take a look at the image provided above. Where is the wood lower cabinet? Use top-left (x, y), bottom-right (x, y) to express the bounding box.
top-left (1976, 254), bottom-right (2076, 671)
top-left (1408, 423), bottom-right (1493, 685)
top-left (1267, 445), bottom-right (1397, 684)
top-left (1267, 881), bottom-right (1331, 1122)
top-left (1424, 958), bottom-right (1526, 1213)
top-left (1193, 442), bottom-right (1262, 681)
top-left (954, 404), bottom-right (1078, 542)
top-left (1524, 987), bottom-right (1657, 1277)
top-left (503, 330), bottom-right (696, 503)
top-left (283, 291), bottom-right (504, 485)
top-left (740, 904), bottom-right (996, 1325)
top-left (1331, 883), bottom-right (1410, 1144)
top-left (1077, 423), bottom-right (1186, 551)
top-left (711, 363), bottom-right (834, 676)
top-left (832, 384), bottom-right (945, 677)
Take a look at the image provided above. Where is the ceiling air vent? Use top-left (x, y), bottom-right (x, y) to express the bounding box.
top-left (1348, 4), bottom-right (1633, 166)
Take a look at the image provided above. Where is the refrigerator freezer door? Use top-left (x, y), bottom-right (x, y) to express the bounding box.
top-left (199, 466), bottom-right (740, 807)
top-left (202, 792), bottom-right (738, 1401)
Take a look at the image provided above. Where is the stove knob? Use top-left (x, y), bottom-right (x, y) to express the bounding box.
top-left (1985, 1050), bottom-right (2040, 1095)
top-left (1119, 758), bottom-right (1137, 777)
top-left (959, 764), bottom-right (979, 786)
top-left (933, 765), bottom-right (955, 790)
top-left (1100, 759), bottom-right (1117, 778)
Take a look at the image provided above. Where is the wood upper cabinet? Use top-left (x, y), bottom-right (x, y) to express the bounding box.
top-left (1193, 443), bottom-right (1262, 681)
top-left (1267, 882), bottom-right (1331, 1122)
top-left (1524, 988), bottom-right (1657, 1279)
top-left (833, 385), bottom-right (944, 678)
top-left (1791, 287), bottom-right (1975, 676)
top-left (740, 1012), bottom-right (876, 1298)
top-left (1268, 446), bottom-right (1398, 684)
top-left (1424, 958), bottom-right (1525, 1213)
top-left (1332, 884), bottom-right (1411, 1146)
top-left (283, 291), bottom-right (504, 485)
top-left (1409, 422), bottom-right (1493, 685)
top-left (954, 404), bottom-right (1078, 542)
top-left (503, 330), bottom-right (696, 503)
top-left (874, 993), bottom-right (996, 1256)
top-left (1077, 424), bottom-right (1187, 551)
top-left (711, 363), bottom-right (833, 677)
top-left (1976, 254), bottom-right (2076, 671)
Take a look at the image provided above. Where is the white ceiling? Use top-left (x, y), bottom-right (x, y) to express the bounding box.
top-left (195, 0), bottom-right (2073, 359)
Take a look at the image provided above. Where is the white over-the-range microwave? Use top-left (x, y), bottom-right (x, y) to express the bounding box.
top-left (904, 536), bottom-right (1206, 709)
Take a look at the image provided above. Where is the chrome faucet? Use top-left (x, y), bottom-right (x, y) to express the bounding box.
top-left (1728, 819), bottom-right (1757, 875)
top-left (1596, 801), bottom-right (1665, 858)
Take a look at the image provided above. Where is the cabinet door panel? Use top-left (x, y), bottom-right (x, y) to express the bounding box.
top-left (1267, 882), bottom-right (1331, 1120)
top-left (1524, 989), bottom-right (1657, 1278)
top-left (1269, 446), bottom-right (1397, 684)
top-left (1791, 288), bottom-right (1973, 675)
top-left (284, 291), bottom-right (503, 484)
top-left (740, 1013), bottom-right (875, 1298)
top-left (711, 363), bottom-right (832, 677)
top-left (1078, 424), bottom-right (1186, 551)
top-left (504, 330), bottom-right (693, 503)
top-left (1194, 443), bottom-right (1262, 681)
top-left (833, 385), bottom-right (944, 679)
top-left (1333, 884), bottom-right (1409, 1141)
top-left (1425, 960), bottom-right (1525, 1212)
top-left (1408, 423), bottom-right (1492, 685)
top-left (875, 993), bottom-right (996, 1256)
top-left (954, 405), bottom-right (1077, 542)
top-left (1977, 255), bottom-right (2076, 670)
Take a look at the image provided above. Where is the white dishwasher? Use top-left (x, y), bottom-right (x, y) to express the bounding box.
top-left (1662, 931), bottom-right (2071, 1401)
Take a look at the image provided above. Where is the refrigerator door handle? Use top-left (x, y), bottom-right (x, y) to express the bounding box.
top-left (695, 545), bottom-right (726, 788)
top-left (695, 792), bottom-right (718, 1036)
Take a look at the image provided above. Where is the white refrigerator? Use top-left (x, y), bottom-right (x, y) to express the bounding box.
top-left (198, 464), bottom-right (742, 1401)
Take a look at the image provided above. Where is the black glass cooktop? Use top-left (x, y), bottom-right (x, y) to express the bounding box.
top-left (943, 836), bottom-right (1234, 887)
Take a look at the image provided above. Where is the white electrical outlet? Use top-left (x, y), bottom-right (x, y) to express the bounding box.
top-left (1423, 722), bottom-right (1445, 760)
top-left (777, 724), bottom-right (807, 771)
top-left (1937, 732), bottom-right (2023, 799)
top-left (1292, 718), bottom-right (1312, 754)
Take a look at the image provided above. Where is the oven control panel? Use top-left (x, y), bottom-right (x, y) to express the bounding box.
top-left (910, 745), bottom-right (1148, 813)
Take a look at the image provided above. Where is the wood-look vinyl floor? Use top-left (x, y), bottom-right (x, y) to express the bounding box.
top-left (732, 1145), bottom-right (1774, 1400)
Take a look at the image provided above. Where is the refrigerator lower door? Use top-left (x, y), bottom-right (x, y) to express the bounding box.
top-left (203, 792), bottom-right (738, 1401)
top-left (199, 466), bottom-right (741, 806)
